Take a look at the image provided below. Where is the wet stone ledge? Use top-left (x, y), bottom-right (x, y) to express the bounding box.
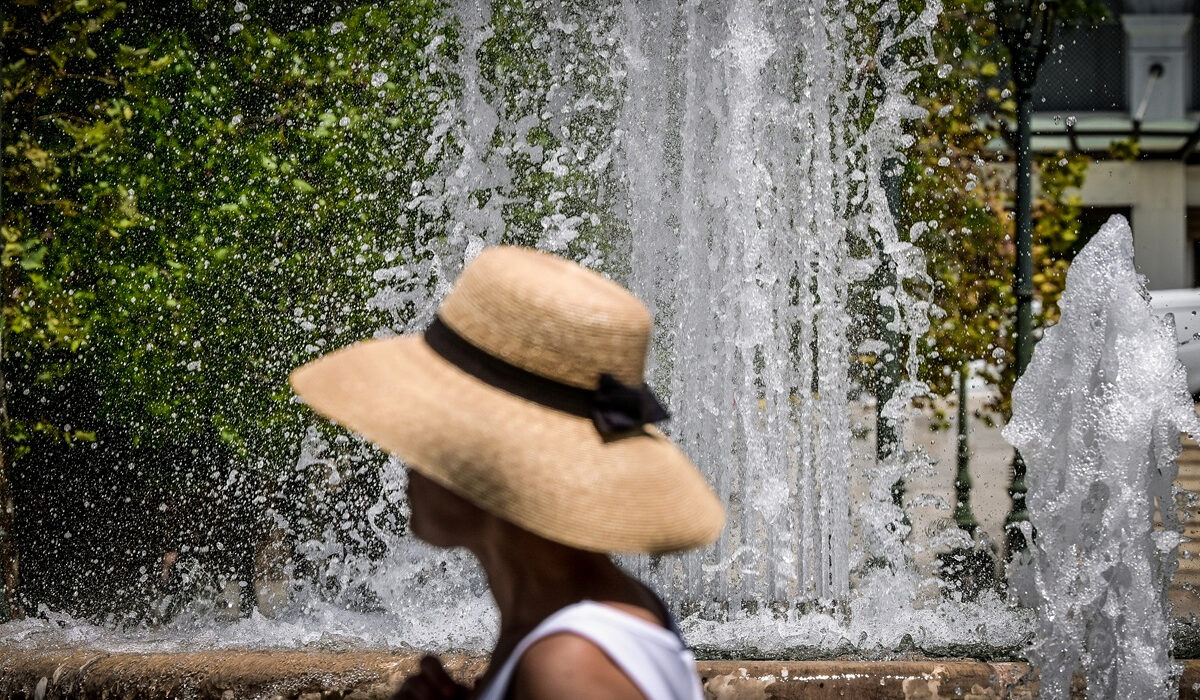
top-left (3, 649), bottom-right (1200, 699)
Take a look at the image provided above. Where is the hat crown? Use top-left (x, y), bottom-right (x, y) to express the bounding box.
top-left (437, 247), bottom-right (652, 389)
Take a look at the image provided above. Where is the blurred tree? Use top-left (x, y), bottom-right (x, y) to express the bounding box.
top-left (1, 0), bottom-right (450, 619)
top-left (893, 0), bottom-right (1106, 585)
top-left (2, 0), bottom-right (617, 621)
top-left (899, 0), bottom-right (1104, 422)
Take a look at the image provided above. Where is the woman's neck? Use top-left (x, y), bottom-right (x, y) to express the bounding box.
top-left (477, 530), bottom-right (625, 632)
top-left (461, 522), bottom-right (669, 698)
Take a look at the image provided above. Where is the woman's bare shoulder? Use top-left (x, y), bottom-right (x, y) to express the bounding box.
top-left (509, 631), bottom-right (646, 700)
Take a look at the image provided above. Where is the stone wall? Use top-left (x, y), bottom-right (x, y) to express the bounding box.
top-left (4, 649), bottom-right (1200, 699)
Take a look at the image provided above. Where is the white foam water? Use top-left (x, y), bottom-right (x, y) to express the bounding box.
top-left (1004, 215), bottom-right (1200, 699)
top-left (362, 0), bottom-right (941, 628)
top-left (617, 0), bottom-right (937, 612)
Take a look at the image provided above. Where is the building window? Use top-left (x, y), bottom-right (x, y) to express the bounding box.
top-left (1189, 207), bottom-right (1200, 288)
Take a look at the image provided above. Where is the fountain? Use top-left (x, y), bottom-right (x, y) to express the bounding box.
top-left (618, 0), bottom-right (934, 609)
top-left (1005, 215), bottom-right (1200, 699)
top-left (3, 0), bottom-right (1200, 697)
top-left (367, 0), bottom-right (942, 619)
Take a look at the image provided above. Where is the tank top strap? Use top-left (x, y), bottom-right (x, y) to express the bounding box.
top-left (639, 582), bottom-right (684, 639)
top-left (474, 601), bottom-right (703, 700)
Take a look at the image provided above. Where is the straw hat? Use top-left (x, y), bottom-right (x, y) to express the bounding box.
top-left (289, 246), bottom-right (725, 554)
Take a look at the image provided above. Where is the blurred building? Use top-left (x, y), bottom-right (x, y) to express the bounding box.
top-left (1026, 0), bottom-right (1200, 289)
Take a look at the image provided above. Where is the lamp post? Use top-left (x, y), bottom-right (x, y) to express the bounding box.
top-left (954, 363), bottom-right (979, 536)
top-left (994, 0), bottom-right (1059, 558)
top-left (938, 361), bottom-right (995, 599)
top-left (877, 156), bottom-right (904, 464)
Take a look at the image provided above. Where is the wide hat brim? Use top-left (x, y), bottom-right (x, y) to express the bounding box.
top-left (289, 335), bottom-right (725, 554)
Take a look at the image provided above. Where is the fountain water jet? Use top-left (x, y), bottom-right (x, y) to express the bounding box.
top-left (239, 0), bottom-right (960, 650)
top-left (617, 0), bottom-right (937, 612)
top-left (348, 0), bottom-right (941, 633)
top-left (1005, 215), bottom-right (1200, 699)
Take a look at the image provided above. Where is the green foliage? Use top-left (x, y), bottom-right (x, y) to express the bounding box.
top-left (3, 0), bottom-right (453, 472)
top-left (87, 2), bottom-right (452, 467)
top-left (2, 0), bottom-right (628, 617)
top-left (900, 0), bottom-right (1104, 420)
top-left (3, 0), bottom-right (133, 459)
top-left (2, 0), bottom-right (472, 618)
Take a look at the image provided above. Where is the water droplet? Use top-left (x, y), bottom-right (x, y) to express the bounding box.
top-left (1065, 115), bottom-right (1077, 127)
top-left (228, 23), bottom-right (243, 34)
top-left (371, 71), bottom-right (389, 88)
top-left (329, 21), bottom-right (347, 35)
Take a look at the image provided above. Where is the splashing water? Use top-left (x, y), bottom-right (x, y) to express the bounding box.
top-left (369, 0), bottom-right (623, 329)
top-left (1004, 215), bottom-right (1200, 699)
top-left (617, 0), bottom-right (936, 611)
top-left (364, 0), bottom-right (941, 625)
top-left (2, 0), bottom-right (1034, 656)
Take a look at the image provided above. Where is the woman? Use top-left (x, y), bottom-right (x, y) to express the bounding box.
top-left (290, 246), bottom-right (725, 699)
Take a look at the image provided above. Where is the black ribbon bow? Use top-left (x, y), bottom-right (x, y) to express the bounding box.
top-left (423, 317), bottom-right (671, 438)
top-left (591, 373), bottom-right (670, 436)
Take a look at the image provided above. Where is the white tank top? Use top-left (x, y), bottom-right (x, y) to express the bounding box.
top-left (475, 601), bottom-right (704, 700)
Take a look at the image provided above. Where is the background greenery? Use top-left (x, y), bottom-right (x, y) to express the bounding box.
top-left (895, 0), bottom-right (1109, 423)
top-left (1, 0), bottom-right (622, 622)
top-left (2, 0), bottom-right (453, 621)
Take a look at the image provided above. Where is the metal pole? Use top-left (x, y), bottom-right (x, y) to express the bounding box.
top-left (1013, 87), bottom-right (1035, 379)
top-left (997, 1), bottom-right (1058, 559)
top-left (1005, 80), bottom-right (1034, 557)
top-left (954, 363), bottom-right (978, 535)
top-left (875, 271), bottom-right (904, 516)
top-left (877, 157), bottom-right (905, 526)
top-left (876, 157), bottom-right (903, 464)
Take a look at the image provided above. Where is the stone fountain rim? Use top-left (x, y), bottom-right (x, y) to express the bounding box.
top-left (3, 647), bottom-right (1200, 699)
